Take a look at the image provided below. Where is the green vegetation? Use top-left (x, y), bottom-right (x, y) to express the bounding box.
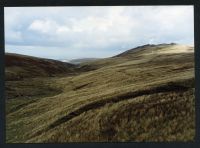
top-left (6, 44), bottom-right (195, 142)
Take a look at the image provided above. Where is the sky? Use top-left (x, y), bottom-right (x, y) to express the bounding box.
top-left (5, 6), bottom-right (194, 60)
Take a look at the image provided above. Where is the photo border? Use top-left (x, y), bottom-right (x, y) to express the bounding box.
top-left (0, 0), bottom-right (199, 148)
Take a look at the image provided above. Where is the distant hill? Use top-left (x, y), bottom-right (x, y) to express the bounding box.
top-left (79, 43), bottom-right (194, 69)
top-left (5, 44), bottom-right (193, 81)
top-left (5, 53), bottom-right (76, 81)
top-left (115, 43), bottom-right (178, 57)
top-left (69, 58), bottom-right (99, 64)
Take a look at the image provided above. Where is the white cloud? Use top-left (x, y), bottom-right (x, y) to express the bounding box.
top-left (56, 26), bottom-right (70, 33)
top-left (28, 19), bottom-right (52, 33)
top-left (4, 6), bottom-right (194, 59)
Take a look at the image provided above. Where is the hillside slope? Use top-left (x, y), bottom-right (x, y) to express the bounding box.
top-left (79, 43), bottom-right (194, 69)
top-left (5, 53), bottom-right (77, 81)
top-left (6, 44), bottom-right (195, 142)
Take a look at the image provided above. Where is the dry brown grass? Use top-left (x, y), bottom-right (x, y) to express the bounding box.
top-left (6, 44), bottom-right (195, 143)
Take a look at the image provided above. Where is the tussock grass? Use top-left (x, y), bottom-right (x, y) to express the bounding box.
top-left (6, 44), bottom-right (195, 142)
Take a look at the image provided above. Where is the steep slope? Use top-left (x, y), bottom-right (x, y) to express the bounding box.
top-left (6, 44), bottom-right (195, 142)
top-left (5, 53), bottom-right (77, 81)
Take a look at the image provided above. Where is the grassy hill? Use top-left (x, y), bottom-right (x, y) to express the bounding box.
top-left (5, 53), bottom-right (78, 81)
top-left (5, 43), bottom-right (195, 142)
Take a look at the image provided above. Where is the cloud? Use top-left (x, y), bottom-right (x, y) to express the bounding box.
top-left (4, 6), bottom-right (194, 59)
top-left (28, 19), bottom-right (56, 33)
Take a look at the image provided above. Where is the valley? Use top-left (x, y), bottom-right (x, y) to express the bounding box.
top-left (5, 43), bottom-right (195, 142)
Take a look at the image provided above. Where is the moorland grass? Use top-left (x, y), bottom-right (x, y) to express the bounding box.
top-left (6, 44), bottom-right (195, 142)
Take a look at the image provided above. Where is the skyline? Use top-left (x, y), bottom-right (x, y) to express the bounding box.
top-left (5, 6), bottom-right (194, 60)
